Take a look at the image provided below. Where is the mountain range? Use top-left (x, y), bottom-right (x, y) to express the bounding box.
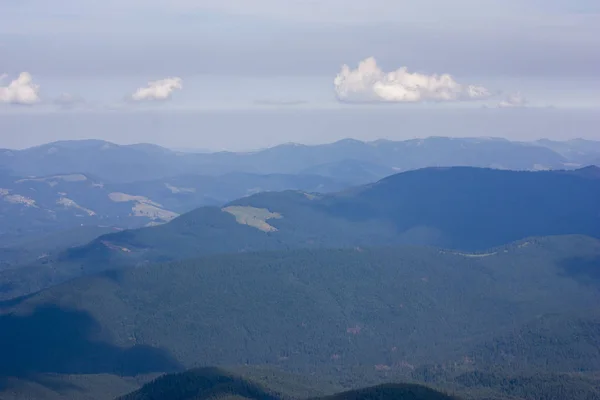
top-left (3, 137), bottom-right (600, 184)
top-left (2, 137), bottom-right (600, 400)
top-left (2, 165), bottom-right (600, 301)
top-left (2, 137), bottom-right (599, 251)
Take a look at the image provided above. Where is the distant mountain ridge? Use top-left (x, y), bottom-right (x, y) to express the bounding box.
top-left (2, 137), bottom-right (599, 184)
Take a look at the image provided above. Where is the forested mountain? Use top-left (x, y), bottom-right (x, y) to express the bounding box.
top-left (317, 384), bottom-right (458, 400)
top-left (3, 166), bottom-right (599, 300)
top-left (64, 166), bottom-right (600, 263)
top-left (2, 140), bottom-right (600, 400)
top-left (116, 368), bottom-right (458, 400)
top-left (0, 226), bottom-right (119, 270)
top-left (2, 236), bottom-right (599, 375)
top-left (114, 367), bottom-right (600, 400)
top-left (1, 235), bottom-right (600, 399)
top-left (115, 368), bottom-right (281, 400)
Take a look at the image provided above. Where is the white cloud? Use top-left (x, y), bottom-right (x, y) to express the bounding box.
top-left (498, 93), bottom-right (528, 108)
top-left (130, 77), bottom-right (183, 101)
top-left (334, 57), bottom-right (491, 103)
top-left (0, 72), bottom-right (41, 105)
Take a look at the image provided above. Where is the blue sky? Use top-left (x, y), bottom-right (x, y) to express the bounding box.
top-left (1, 0), bottom-right (599, 149)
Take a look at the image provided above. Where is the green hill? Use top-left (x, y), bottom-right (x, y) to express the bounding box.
top-left (117, 368), bottom-right (459, 400)
top-left (2, 235), bottom-right (600, 380)
top-left (316, 383), bottom-right (458, 400)
top-left (450, 371), bottom-right (600, 400)
top-left (116, 368), bottom-right (280, 400)
top-left (117, 368), bottom-right (600, 400)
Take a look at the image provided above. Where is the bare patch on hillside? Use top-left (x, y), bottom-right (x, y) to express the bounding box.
top-left (132, 203), bottom-right (178, 221)
top-left (456, 252), bottom-right (497, 258)
top-left (0, 189), bottom-right (37, 207)
top-left (165, 184), bottom-right (196, 194)
top-left (441, 250), bottom-right (497, 258)
top-left (303, 192), bottom-right (321, 200)
top-left (222, 206), bottom-right (282, 232)
top-left (102, 241), bottom-right (132, 253)
top-left (57, 197), bottom-right (96, 216)
top-left (108, 192), bottom-right (178, 222)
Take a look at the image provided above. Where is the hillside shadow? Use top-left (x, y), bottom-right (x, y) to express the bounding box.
top-left (559, 256), bottom-right (600, 288)
top-left (0, 374), bottom-right (85, 394)
top-left (0, 281), bottom-right (15, 294)
top-left (0, 305), bottom-right (182, 377)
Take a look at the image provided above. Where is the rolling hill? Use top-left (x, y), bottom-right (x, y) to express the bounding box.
top-left (117, 368), bottom-right (458, 400)
top-left (115, 368), bottom-right (281, 400)
top-left (115, 367), bottom-right (600, 400)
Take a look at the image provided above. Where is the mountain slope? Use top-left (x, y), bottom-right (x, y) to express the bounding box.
top-left (116, 368), bottom-right (280, 400)
top-left (317, 384), bottom-right (458, 400)
top-left (535, 138), bottom-right (600, 165)
top-left (65, 166), bottom-right (600, 267)
top-left (0, 226), bottom-right (119, 270)
top-left (118, 368), bottom-right (600, 400)
top-left (0, 170), bottom-right (346, 248)
top-left (4, 166), bottom-right (600, 300)
top-left (0, 140), bottom-right (184, 183)
top-left (300, 159), bottom-right (398, 185)
top-left (118, 368), bottom-right (458, 400)
top-left (2, 236), bottom-right (600, 379)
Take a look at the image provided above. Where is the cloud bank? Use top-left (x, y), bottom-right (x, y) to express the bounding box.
top-left (498, 93), bottom-right (528, 108)
top-left (0, 72), bottom-right (41, 105)
top-left (334, 57), bottom-right (491, 103)
top-left (131, 77), bottom-right (183, 101)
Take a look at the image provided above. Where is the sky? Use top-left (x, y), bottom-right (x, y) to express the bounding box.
top-left (1, 0), bottom-right (599, 150)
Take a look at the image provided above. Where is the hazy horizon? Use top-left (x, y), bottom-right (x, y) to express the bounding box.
top-left (1, 107), bottom-right (599, 151)
top-left (2, 1), bottom-right (599, 150)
